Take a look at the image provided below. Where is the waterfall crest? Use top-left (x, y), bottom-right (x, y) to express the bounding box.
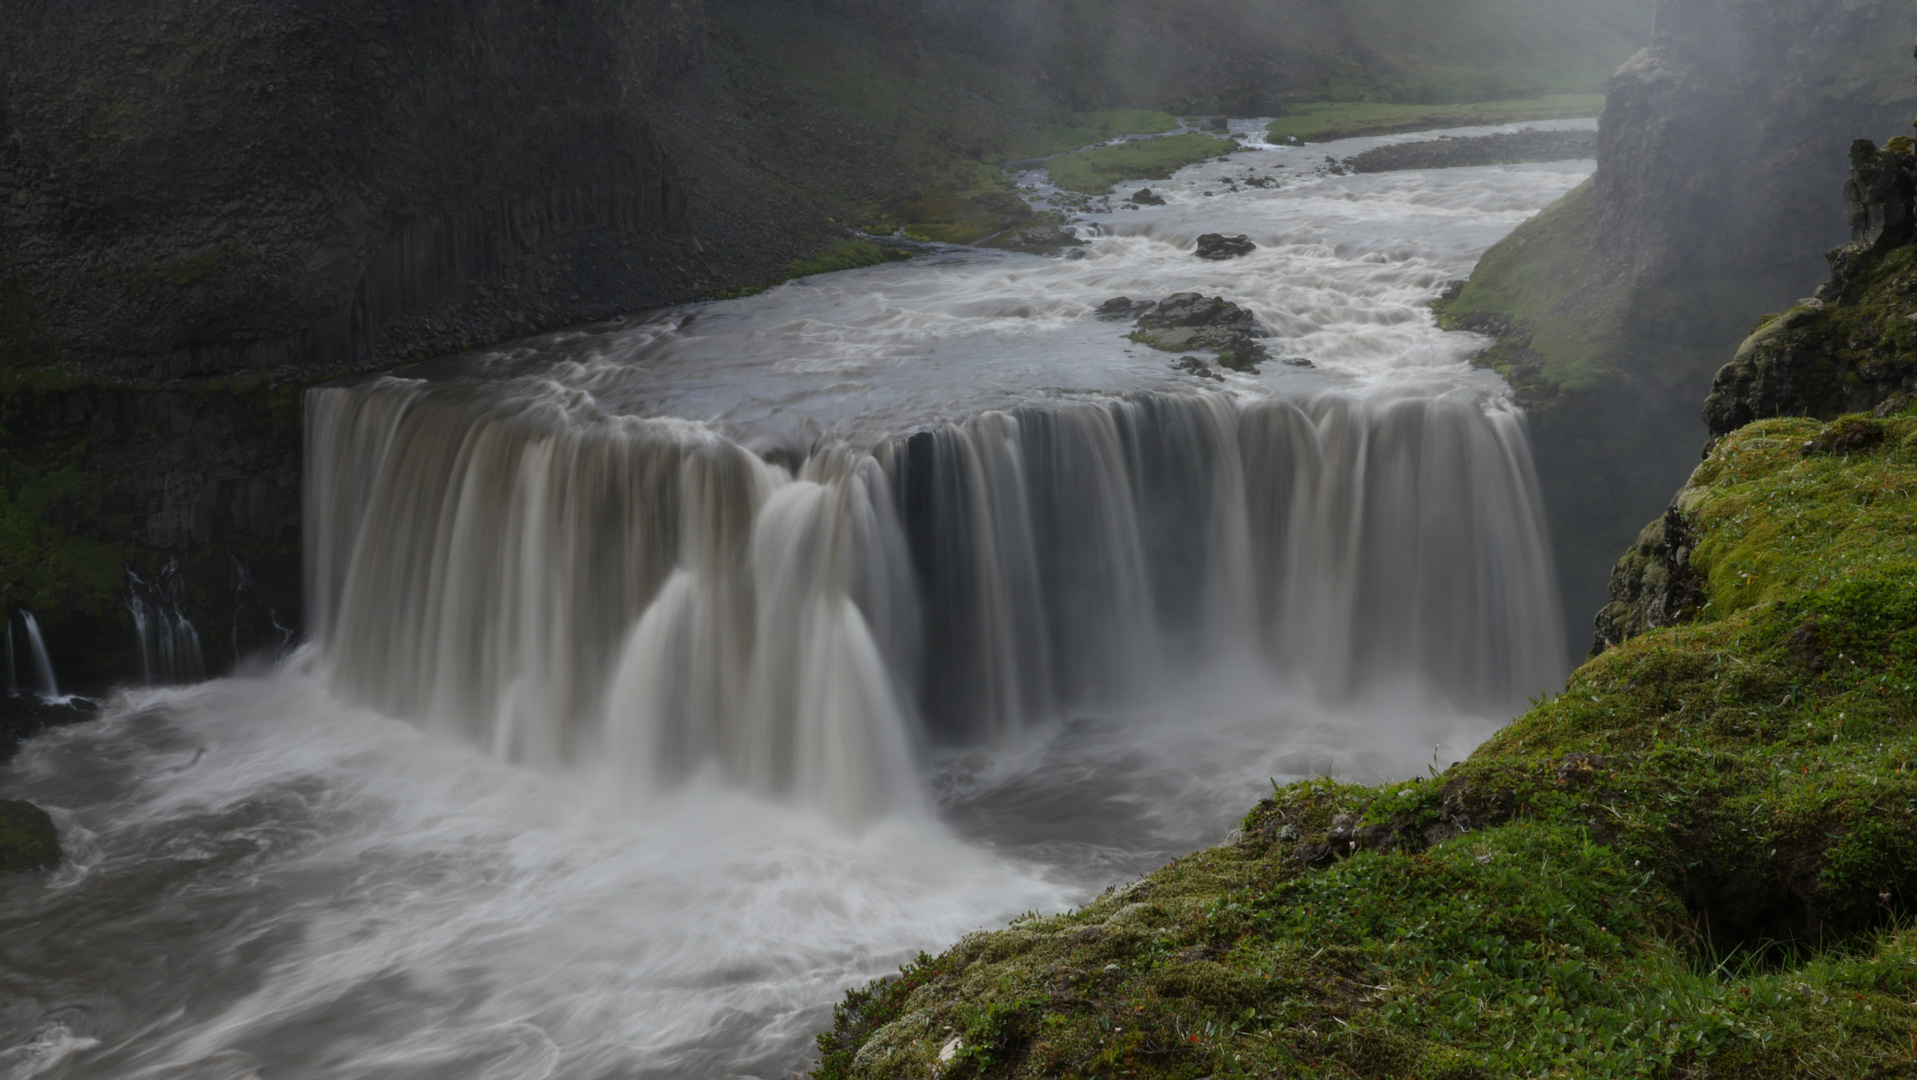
top-left (308, 378), bottom-right (1564, 822)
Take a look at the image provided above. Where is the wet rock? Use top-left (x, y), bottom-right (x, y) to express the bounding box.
top-left (1095, 297), bottom-right (1152, 319)
top-left (0, 693), bottom-right (101, 765)
top-left (1194, 233), bottom-right (1256, 260)
top-left (1171, 357), bottom-right (1225, 381)
top-left (1128, 188), bottom-right (1166, 206)
top-left (1136, 292), bottom-right (1264, 333)
top-left (1591, 504), bottom-right (1705, 655)
top-left (1206, 116), bottom-right (1230, 132)
top-left (0, 799), bottom-right (59, 872)
top-left (1843, 138), bottom-right (1914, 254)
top-left (1127, 292), bottom-right (1272, 373)
top-left (1281, 356), bottom-right (1314, 368)
top-left (981, 223), bottom-right (1086, 255)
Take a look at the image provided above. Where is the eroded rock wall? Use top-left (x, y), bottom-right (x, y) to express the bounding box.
top-left (1442, 0), bottom-right (1916, 661)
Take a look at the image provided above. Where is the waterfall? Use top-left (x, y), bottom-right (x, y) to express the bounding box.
top-left (17, 611), bottom-right (59, 699)
top-left (128, 562), bottom-right (208, 685)
top-left (307, 377), bottom-right (1565, 822)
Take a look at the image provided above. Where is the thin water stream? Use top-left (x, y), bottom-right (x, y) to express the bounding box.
top-left (0, 122), bottom-right (1592, 1079)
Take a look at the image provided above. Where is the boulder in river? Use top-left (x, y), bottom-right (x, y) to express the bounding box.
top-left (1126, 292), bottom-right (1271, 373)
top-left (1128, 188), bottom-right (1166, 206)
top-left (1095, 297), bottom-right (1154, 320)
top-left (981, 223), bottom-right (1087, 255)
top-left (1194, 233), bottom-right (1256, 260)
top-left (0, 800), bottom-right (59, 873)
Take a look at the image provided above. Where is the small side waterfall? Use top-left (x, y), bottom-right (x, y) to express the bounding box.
top-left (128, 562), bottom-right (207, 685)
top-left (308, 377), bottom-right (1565, 822)
top-left (17, 611), bottom-right (59, 699)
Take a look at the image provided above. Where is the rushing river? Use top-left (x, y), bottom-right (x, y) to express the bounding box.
top-left (0, 121), bottom-right (1591, 1080)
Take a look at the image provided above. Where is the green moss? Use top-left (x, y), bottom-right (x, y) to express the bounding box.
top-left (122, 240), bottom-right (246, 294)
top-left (901, 223), bottom-right (996, 244)
top-left (0, 800), bottom-right (58, 872)
top-left (1047, 134), bottom-right (1237, 196)
top-left (0, 439), bottom-right (139, 625)
top-left (814, 411), bottom-right (1917, 1079)
top-left (784, 240), bottom-right (905, 279)
top-left (1031, 111), bottom-right (1183, 158)
top-left (1266, 95), bottom-right (1606, 143)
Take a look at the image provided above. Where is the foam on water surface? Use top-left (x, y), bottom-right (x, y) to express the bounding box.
top-left (0, 123), bottom-right (1594, 1079)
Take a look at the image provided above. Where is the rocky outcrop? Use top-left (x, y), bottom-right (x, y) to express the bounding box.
top-left (0, 382), bottom-right (302, 687)
top-left (1843, 137), bottom-right (1915, 254)
top-left (1439, 0), bottom-right (1916, 658)
top-left (1194, 234), bottom-right (1256, 260)
top-left (0, 799), bottom-right (58, 873)
top-left (1702, 139), bottom-right (1917, 437)
top-left (1122, 293), bottom-right (1271, 373)
top-left (1590, 503), bottom-right (1704, 654)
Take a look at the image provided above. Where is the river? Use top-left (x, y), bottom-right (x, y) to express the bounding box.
top-left (0, 120), bottom-right (1591, 1080)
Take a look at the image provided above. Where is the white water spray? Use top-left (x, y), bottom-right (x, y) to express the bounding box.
top-left (17, 611), bottom-right (58, 700)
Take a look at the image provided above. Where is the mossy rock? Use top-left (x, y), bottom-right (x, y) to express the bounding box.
top-left (0, 799), bottom-right (59, 872)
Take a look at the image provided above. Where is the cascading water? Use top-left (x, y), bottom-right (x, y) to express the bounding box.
top-left (0, 120), bottom-right (1595, 1079)
top-left (16, 611), bottom-right (59, 700)
top-left (308, 379), bottom-right (1562, 824)
top-left (126, 563), bottom-right (207, 686)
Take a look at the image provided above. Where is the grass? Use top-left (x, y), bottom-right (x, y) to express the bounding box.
top-left (1027, 112), bottom-right (1183, 160)
top-left (813, 400), bottom-right (1917, 1079)
top-left (1266, 95), bottom-right (1606, 143)
top-left (1047, 134), bottom-right (1238, 196)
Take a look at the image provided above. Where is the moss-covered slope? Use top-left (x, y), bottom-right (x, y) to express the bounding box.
top-left (812, 404), bottom-right (1917, 1079)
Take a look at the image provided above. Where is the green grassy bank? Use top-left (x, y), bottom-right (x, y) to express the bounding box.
top-left (812, 400), bottom-right (1917, 1077)
top-left (1266, 95), bottom-right (1606, 143)
top-left (1047, 134), bottom-right (1240, 196)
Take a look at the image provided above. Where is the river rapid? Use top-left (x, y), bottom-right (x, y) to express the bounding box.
top-left (0, 122), bottom-right (1592, 1080)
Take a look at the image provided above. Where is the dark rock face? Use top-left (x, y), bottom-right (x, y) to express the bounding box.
top-left (1, 0), bottom-right (709, 382)
top-left (0, 799), bottom-right (59, 873)
top-left (1193, 234), bottom-right (1256, 260)
top-left (1702, 140), bottom-right (1917, 437)
top-left (1128, 188), bottom-right (1167, 206)
top-left (1844, 138), bottom-right (1915, 254)
top-left (0, 384), bottom-right (303, 687)
top-left (0, 694), bottom-right (99, 765)
top-left (1127, 292), bottom-right (1271, 373)
top-left (1343, 128), bottom-right (1597, 173)
top-left (1590, 503), bottom-right (1705, 655)
top-left (1447, 0), bottom-right (1915, 660)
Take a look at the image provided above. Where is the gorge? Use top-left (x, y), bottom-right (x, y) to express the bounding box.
top-left (2, 0), bottom-right (1915, 1077)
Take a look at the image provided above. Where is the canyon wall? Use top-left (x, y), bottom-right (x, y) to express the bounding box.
top-left (1440, 0), bottom-right (1917, 657)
